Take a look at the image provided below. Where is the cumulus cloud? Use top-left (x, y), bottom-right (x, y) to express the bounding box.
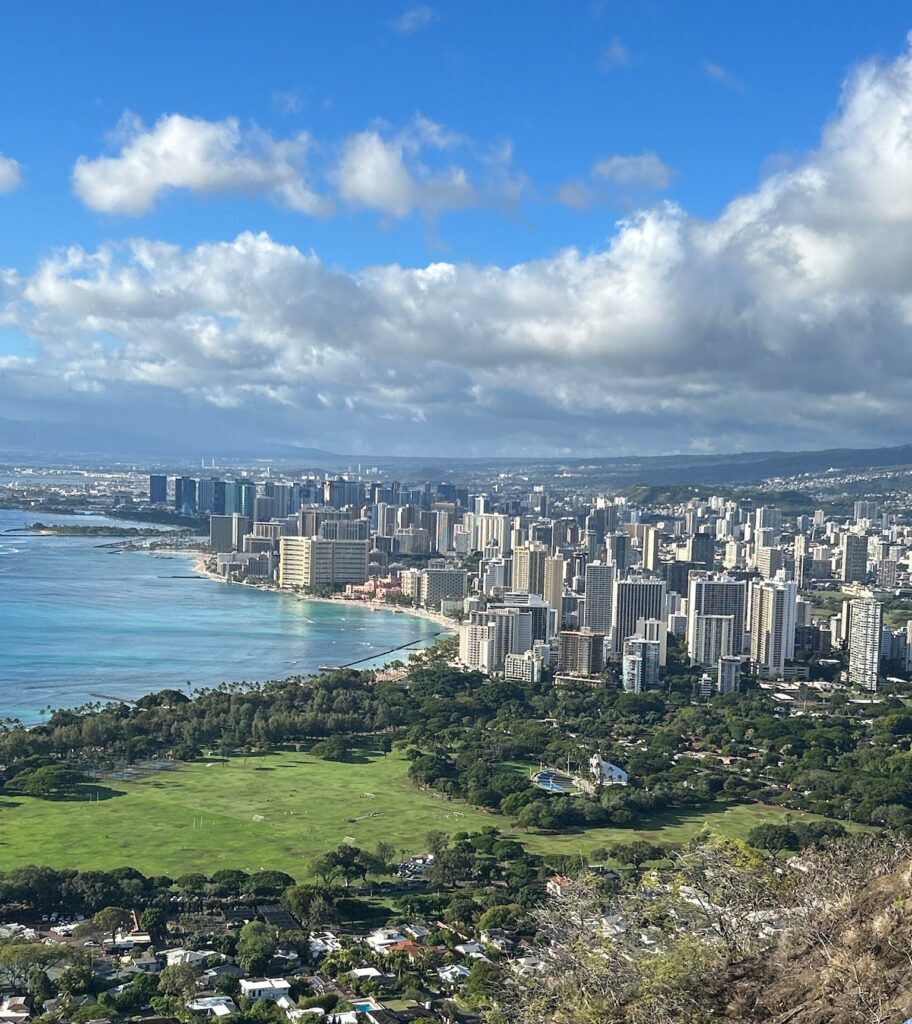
top-left (72, 113), bottom-right (331, 215)
top-left (9, 38), bottom-right (912, 454)
top-left (331, 115), bottom-right (520, 219)
top-left (559, 152), bottom-right (674, 210)
top-left (392, 5), bottom-right (437, 34)
top-left (0, 153), bottom-right (22, 193)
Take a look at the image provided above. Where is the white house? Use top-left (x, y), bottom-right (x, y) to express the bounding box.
top-left (164, 948), bottom-right (218, 967)
top-left (239, 978), bottom-right (291, 1002)
top-left (309, 931), bottom-right (342, 959)
top-left (438, 963), bottom-right (471, 985)
top-left (186, 995), bottom-right (237, 1018)
top-left (365, 927), bottom-right (407, 954)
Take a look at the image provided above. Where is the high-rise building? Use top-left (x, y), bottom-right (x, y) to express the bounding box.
top-left (236, 480), bottom-right (257, 519)
top-left (543, 555), bottom-right (566, 628)
top-left (231, 513), bottom-right (251, 551)
top-left (621, 636), bottom-right (661, 693)
top-left (583, 561), bottom-right (616, 634)
top-left (685, 532), bottom-right (715, 568)
top-left (717, 656), bottom-right (741, 695)
top-left (199, 477), bottom-right (225, 515)
top-left (757, 546), bottom-right (784, 579)
top-left (642, 526), bottom-right (660, 571)
top-left (209, 514), bottom-right (234, 552)
top-left (606, 533), bottom-right (632, 572)
top-left (174, 476), bottom-right (198, 515)
top-left (612, 576), bottom-right (666, 653)
top-left (750, 578), bottom-right (798, 679)
top-left (841, 533), bottom-right (868, 584)
top-left (278, 537), bottom-right (369, 589)
top-left (512, 542), bottom-right (548, 596)
top-left (471, 512), bottom-right (512, 555)
top-left (557, 630), bottom-right (605, 677)
top-left (686, 573), bottom-right (748, 657)
top-left (418, 567), bottom-right (469, 609)
top-left (149, 474), bottom-right (167, 504)
top-left (692, 614), bottom-right (735, 667)
top-left (854, 500), bottom-right (878, 522)
top-left (847, 598), bottom-right (883, 691)
top-left (460, 608), bottom-right (534, 673)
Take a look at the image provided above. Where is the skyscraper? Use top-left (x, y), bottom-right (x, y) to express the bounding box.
top-left (847, 598), bottom-right (883, 691)
top-left (512, 542), bottom-right (548, 596)
top-left (583, 561), bottom-right (616, 633)
top-left (174, 476), bottom-right (197, 515)
top-left (621, 636), bottom-right (661, 693)
top-left (149, 474), bottom-right (167, 504)
top-left (642, 525), bottom-right (660, 571)
top-left (686, 573), bottom-right (748, 659)
top-left (841, 533), bottom-right (868, 584)
top-left (543, 555), bottom-right (566, 629)
top-left (750, 578), bottom-right (798, 679)
top-left (606, 533), bottom-right (632, 572)
top-left (612, 576), bottom-right (666, 653)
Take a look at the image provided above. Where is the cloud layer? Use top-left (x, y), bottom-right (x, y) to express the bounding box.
top-left (6, 39), bottom-right (912, 455)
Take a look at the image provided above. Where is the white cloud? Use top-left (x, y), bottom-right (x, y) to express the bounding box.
top-left (593, 152), bottom-right (674, 189)
top-left (332, 116), bottom-right (517, 219)
top-left (0, 153), bottom-right (22, 194)
top-left (392, 5), bottom-right (437, 34)
top-left (600, 37), bottom-right (631, 70)
top-left (559, 152), bottom-right (674, 209)
top-left (10, 38), bottom-right (912, 454)
top-left (72, 113), bottom-right (331, 216)
top-left (703, 60), bottom-right (744, 92)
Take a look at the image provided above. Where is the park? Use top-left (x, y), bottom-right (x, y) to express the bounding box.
top-left (0, 747), bottom-right (852, 877)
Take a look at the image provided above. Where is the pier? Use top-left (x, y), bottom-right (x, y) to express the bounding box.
top-left (319, 631), bottom-right (444, 671)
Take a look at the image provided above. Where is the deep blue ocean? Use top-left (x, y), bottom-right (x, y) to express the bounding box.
top-left (0, 508), bottom-right (442, 723)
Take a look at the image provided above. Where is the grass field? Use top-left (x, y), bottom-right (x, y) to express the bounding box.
top-left (0, 749), bottom-right (856, 878)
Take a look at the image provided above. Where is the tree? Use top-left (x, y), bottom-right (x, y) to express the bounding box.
top-left (157, 963), bottom-right (199, 999)
top-left (746, 824), bottom-right (799, 858)
top-left (464, 960), bottom-right (500, 1009)
top-left (92, 905), bottom-right (132, 943)
top-left (244, 870), bottom-right (296, 897)
top-left (425, 830), bottom-right (450, 857)
top-left (0, 943), bottom-right (69, 987)
top-left (139, 906), bottom-right (168, 935)
top-left (311, 850), bottom-right (344, 887)
top-left (57, 964), bottom-right (92, 996)
top-left (374, 840), bottom-right (397, 875)
top-left (609, 840), bottom-right (666, 869)
top-left (7, 764), bottom-right (86, 799)
top-left (236, 921), bottom-right (277, 975)
top-left (26, 968), bottom-right (54, 1007)
top-left (283, 885), bottom-right (336, 931)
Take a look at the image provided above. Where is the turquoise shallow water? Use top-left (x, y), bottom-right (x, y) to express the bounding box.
top-left (0, 508), bottom-right (443, 723)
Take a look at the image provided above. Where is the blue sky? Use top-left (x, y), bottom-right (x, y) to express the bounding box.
top-left (3, 2), bottom-right (912, 456)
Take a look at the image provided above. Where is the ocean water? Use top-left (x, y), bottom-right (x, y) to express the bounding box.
top-left (0, 508), bottom-right (444, 723)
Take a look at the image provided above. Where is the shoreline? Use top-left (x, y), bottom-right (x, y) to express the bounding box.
top-left (182, 549), bottom-right (459, 634)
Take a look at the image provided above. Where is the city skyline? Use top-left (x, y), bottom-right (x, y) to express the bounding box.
top-left (4, 4), bottom-right (912, 457)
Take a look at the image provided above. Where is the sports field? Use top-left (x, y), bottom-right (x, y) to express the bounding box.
top-left (0, 749), bottom-right (857, 878)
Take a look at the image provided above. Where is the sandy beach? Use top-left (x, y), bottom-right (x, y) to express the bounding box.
top-left (185, 549), bottom-right (458, 633)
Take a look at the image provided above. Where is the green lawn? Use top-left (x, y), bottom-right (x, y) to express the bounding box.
top-left (0, 749), bottom-right (858, 878)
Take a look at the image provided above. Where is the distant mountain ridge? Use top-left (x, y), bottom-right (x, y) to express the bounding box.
top-left (2, 413), bottom-right (912, 485)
